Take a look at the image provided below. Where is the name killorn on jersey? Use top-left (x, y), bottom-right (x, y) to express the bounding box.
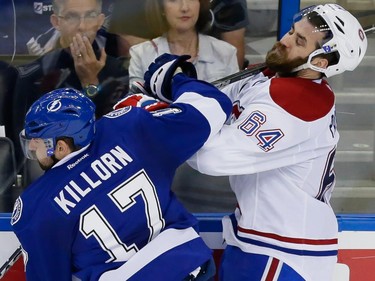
top-left (54, 145), bottom-right (133, 214)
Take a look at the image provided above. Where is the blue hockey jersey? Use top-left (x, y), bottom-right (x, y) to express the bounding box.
top-left (11, 74), bottom-right (231, 281)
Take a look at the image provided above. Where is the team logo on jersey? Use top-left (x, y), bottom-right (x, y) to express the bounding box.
top-left (105, 107), bottom-right (131, 118)
top-left (11, 197), bottom-right (23, 225)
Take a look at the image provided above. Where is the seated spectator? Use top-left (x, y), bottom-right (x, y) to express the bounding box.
top-left (208, 0), bottom-right (250, 69)
top-left (108, 0), bottom-right (249, 69)
top-left (0, 0), bottom-right (114, 56)
top-left (10, 0), bottom-right (128, 180)
top-left (128, 0), bottom-right (239, 84)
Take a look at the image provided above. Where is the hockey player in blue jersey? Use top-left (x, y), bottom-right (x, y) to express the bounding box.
top-left (11, 54), bottom-right (232, 281)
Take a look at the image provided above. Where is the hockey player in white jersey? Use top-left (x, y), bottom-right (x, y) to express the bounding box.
top-left (11, 54), bottom-right (231, 281)
top-left (188, 4), bottom-right (368, 281)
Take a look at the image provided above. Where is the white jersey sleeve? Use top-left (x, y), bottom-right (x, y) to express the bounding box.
top-left (188, 75), bottom-right (339, 176)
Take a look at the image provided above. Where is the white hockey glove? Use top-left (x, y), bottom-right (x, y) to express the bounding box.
top-left (144, 53), bottom-right (197, 103)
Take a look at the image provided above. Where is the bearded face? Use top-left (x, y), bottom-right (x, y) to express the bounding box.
top-left (265, 42), bottom-right (309, 76)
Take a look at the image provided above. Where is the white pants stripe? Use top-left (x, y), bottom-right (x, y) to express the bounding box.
top-left (98, 227), bottom-right (199, 281)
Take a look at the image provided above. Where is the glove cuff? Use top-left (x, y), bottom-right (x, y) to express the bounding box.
top-left (149, 59), bottom-right (176, 103)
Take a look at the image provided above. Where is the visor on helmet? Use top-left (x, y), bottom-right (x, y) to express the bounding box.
top-left (293, 5), bottom-right (333, 44)
top-left (19, 130), bottom-right (55, 160)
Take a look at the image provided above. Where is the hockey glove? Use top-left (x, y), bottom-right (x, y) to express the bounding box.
top-left (144, 53), bottom-right (197, 103)
top-left (113, 94), bottom-right (169, 112)
top-left (129, 80), bottom-right (152, 96)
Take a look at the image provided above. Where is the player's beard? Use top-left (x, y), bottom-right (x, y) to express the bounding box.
top-left (266, 42), bottom-right (308, 77)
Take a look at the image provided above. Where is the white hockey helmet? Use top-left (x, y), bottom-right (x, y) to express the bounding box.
top-left (293, 4), bottom-right (367, 77)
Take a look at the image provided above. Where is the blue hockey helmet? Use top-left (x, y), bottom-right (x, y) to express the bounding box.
top-left (20, 88), bottom-right (96, 159)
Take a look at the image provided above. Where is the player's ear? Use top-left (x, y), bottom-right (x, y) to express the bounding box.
top-left (50, 14), bottom-right (60, 30)
top-left (55, 140), bottom-right (72, 160)
top-left (311, 57), bottom-right (329, 69)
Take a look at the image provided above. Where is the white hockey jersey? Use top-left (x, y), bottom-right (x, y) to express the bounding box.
top-left (188, 71), bottom-right (339, 280)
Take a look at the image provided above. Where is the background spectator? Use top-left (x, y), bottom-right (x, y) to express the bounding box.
top-left (128, 0), bottom-right (238, 84)
top-left (10, 0), bottom-right (128, 186)
top-left (108, 0), bottom-right (248, 69)
top-left (0, 0), bottom-right (114, 55)
top-left (208, 0), bottom-right (250, 69)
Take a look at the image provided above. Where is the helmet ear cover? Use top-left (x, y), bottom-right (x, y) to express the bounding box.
top-left (292, 4), bottom-right (368, 77)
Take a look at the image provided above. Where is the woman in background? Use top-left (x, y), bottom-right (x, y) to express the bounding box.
top-left (129, 0), bottom-right (238, 84)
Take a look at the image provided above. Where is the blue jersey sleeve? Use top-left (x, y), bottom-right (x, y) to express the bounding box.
top-left (104, 75), bottom-right (231, 167)
top-left (154, 74), bottom-right (231, 163)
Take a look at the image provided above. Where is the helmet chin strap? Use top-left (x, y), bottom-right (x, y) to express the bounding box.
top-left (291, 63), bottom-right (309, 73)
top-left (291, 48), bottom-right (327, 74)
top-left (292, 61), bottom-right (327, 75)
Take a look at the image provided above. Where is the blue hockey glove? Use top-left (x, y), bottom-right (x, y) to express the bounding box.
top-left (144, 53), bottom-right (197, 103)
top-left (113, 94), bottom-right (169, 112)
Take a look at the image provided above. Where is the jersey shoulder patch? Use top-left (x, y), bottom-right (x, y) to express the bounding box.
top-left (11, 197), bottom-right (23, 225)
top-left (104, 107), bottom-right (132, 118)
top-left (270, 78), bottom-right (334, 121)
